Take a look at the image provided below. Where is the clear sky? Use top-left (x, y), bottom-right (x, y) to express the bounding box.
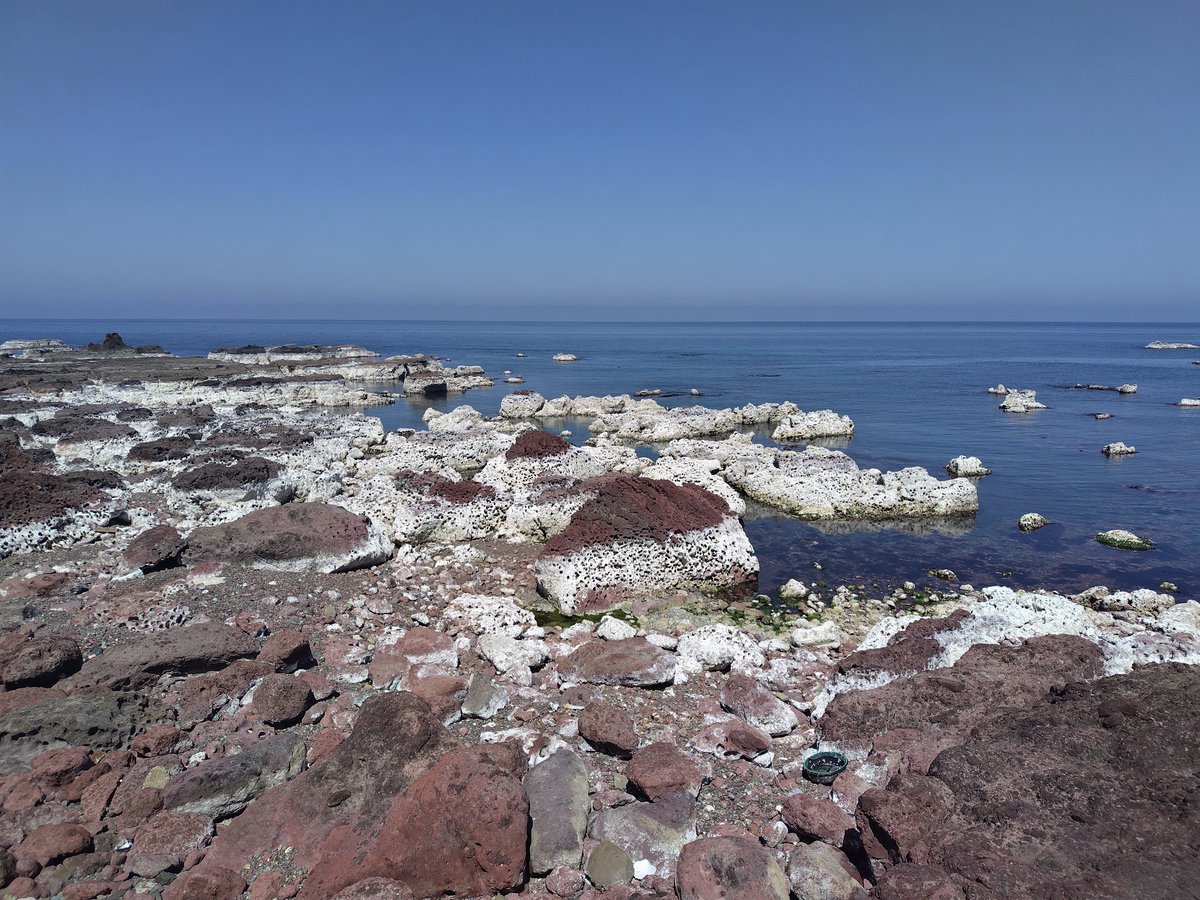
top-left (1, 0), bottom-right (1197, 321)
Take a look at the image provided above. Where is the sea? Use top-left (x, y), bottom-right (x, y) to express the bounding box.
top-left (4, 319), bottom-right (1198, 600)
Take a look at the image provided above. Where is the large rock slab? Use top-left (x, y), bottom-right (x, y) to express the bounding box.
top-left (676, 835), bottom-right (790, 900)
top-left (68, 623), bottom-right (259, 691)
top-left (856, 663), bottom-right (1200, 898)
top-left (0, 691), bottom-right (148, 773)
top-left (557, 637), bottom-right (676, 687)
top-left (162, 733), bottom-right (306, 819)
top-left (185, 502), bottom-right (392, 573)
top-left (525, 749), bottom-right (589, 874)
top-left (0, 634), bottom-right (82, 688)
top-left (534, 474), bottom-right (757, 613)
top-left (186, 692), bottom-right (447, 891)
top-left (819, 635), bottom-right (1104, 772)
top-left (590, 791), bottom-right (697, 880)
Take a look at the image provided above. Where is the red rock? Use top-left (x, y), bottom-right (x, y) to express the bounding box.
top-left (162, 867), bottom-right (248, 900)
top-left (694, 718), bottom-right (772, 759)
top-left (67, 623), bottom-right (259, 692)
top-left (367, 627), bottom-right (457, 687)
top-left (17, 822), bottom-right (94, 866)
top-left (556, 638), bottom-right (675, 687)
top-left (344, 743), bottom-right (529, 899)
top-left (30, 747), bottom-right (93, 789)
top-left (676, 836), bottom-right (789, 900)
top-left (626, 743), bottom-right (707, 800)
top-left (543, 475), bottom-right (729, 554)
top-left (719, 673), bottom-right (798, 737)
top-left (131, 725), bottom-right (184, 758)
top-left (428, 478), bottom-right (497, 504)
top-left (3, 778), bottom-right (45, 812)
top-left (545, 867), bottom-right (586, 897)
top-left (122, 525), bottom-right (186, 572)
top-left (80, 770), bottom-right (123, 821)
top-left (0, 635), bottom-right (83, 688)
top-left (251, 674), bottom-right (313, 727)
top-left (506, 430), bottom-right (571, 460)
top-left (258, 629), bottom-right (314, 671)
top-left (578, 701), bottom-right (638, 757)
top-left (872, 863), bottom-right (965, 900)
top-left (183, 502), bottom-right (391, 573)
top-left (182, 693), bottom-right (447, 892)
top-left (125, 812), bottom-right (213, 877)
top-left (780, 793), bottom-right (855, 847)
top-left (0, 686), bottom-right (65, 719)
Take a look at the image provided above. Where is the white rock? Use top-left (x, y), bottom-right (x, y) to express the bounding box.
top-left (443, 594), bottom-right (537, 637)
top-left (1019, 512), bottom-right (1050, 532)
top-left (779, 579), bottom-right (810, 601)
top-left (1102, 442), bottom-right (1136, 456)
top-left (677, 625), bottom-right (766, 674)
top-left (596, 615), bottom-right (637, 641)
top-left (998, 389), bottom-right (1046, 412)
top-left (771, 410), bottom-right (855, 443)
top-left (790, 620), bottom-right (842, 650)
top-left (945, 455), bottom-right (991, 477)
top-left (477, 633), bottom-right (549, 674)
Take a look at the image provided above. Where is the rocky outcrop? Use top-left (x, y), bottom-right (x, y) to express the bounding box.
top-left (1095, 528), bottom-right (1153, 551)
top-left (1145, 340), bottom-right (1199, 349)
top-left (184, 502), bottom-right (393, 573)
top-left (533, 475), bottom-right (757, 613)
top-left (770, 410), bottom-right (855, 443)
top-left (857, 664), bottom-right (1200, 898)
top-left (1101, 441), bottom-right (1136, 456)
top-left (662, 435), bottom-right (977, 523)
top-left (944, 455), bottom-right (990, 477)
top-left (998, 389), bottom-right (1046, 412)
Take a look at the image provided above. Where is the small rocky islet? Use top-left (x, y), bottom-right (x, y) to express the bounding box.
top-left (0, 336), bottom-right (1197, 900)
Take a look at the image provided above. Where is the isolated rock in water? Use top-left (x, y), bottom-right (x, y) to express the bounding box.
top-left (553, 353), bottom-right (578, 361)
top-left (1095, 529), bottom-right (1154, 551)
top-left (677, 835), bottom-right (790, 900)
top-left (1177, 398), bottom-right (1200, 407)
top-left (770, 409), bottom-right (854, 443)
top-left (1101, 442), bottom-right (1136, 456)
top-left (185, 502), bottom-right (393, 573)
top-left (1018, 512), bottom-right (1049, 532)
top-left (1092, 411), bottom-right (1113, 419)
top-left (500, 391), bottom-right (547, 417)
top-left (534, 475), bottom-right (757, 614)
top-left (857, 664), bottom-right (1200, 899)
top-left (998, 389), bottom-right (1046, 412)
top-left (986, 384), bottom-right (1008, 395)
top-left (1069, 383), bottom-right (1137, 394)
top-left (944, 455), bottom-right (990, 477)
top-left (1145, 340), bottom-right (1199, 349)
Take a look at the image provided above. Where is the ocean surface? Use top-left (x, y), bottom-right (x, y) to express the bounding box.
top-left (4, 319), bottom-right (1198, 600)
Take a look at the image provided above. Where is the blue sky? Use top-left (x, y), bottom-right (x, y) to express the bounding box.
top-left (1, 1), bottom-right (1197, 320)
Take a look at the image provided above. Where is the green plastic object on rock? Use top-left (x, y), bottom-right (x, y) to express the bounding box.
top-left (802, 751), bottom-right (848, 785)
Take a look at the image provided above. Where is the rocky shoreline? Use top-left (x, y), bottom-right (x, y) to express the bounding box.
top-left (1, 337), bottom-right (1197, 900)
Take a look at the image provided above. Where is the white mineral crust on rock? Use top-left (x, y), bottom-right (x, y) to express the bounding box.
top-left (770, 410), bottom-right (855, 443)
top-left (998, 389), bottom-right (1046, 412)
top-left (945, 456), bottom-right (991, 477)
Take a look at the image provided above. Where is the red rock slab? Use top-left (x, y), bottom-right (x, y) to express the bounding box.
top-left (556, 638), bottom-right (676, 688)
top-left (542, 474), bottom-right (730, 556)
top-left (0, 634), bottom-right (83, 689)
top-left (676, 835), bottom-right (790, 900)
top-left (626, 742), bottom-right (708, 801)
top-left (67, 623), bottom-right (259, 692)
top-left (506, 430), bottom-right (571, 460)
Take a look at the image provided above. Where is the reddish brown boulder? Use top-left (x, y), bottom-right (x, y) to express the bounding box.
top-left (694, 717), bottom-right (771, 759)
top-left (781, 792), bottom-right (856, 847)
top-left (123, 524), bottom-right (186, 572)
top-left (184, 502), bottom-right (391, 573)
top-left (251, 674), bottom-right (313, 727)
top-left (183, 692), bottom-right (447, 891)
top-left (626, 742), bottom-right (707, 800)
top-left (67, 623), bottom-right (259, 691)
top-left (506, 430), bottom-right (571, 460)
top-left (872, 863), bottom-right (965, 900)
top-left (368, 627), bottom-right (457, 687)
top-left (557, 638), bottom-right (675, 687)
top-left (578, 701), bottom-right (638, 757)
top-left (162, 867), bottom-right (248, 900)
top-left (676, 836), bottom-right (789, 900)
top-left (258, 628), bottom-right (314, 671)
top-left (719, 673), bottom-right (798, 737)
top-left (310, 743), bottom-right (529, 898)
top-left (30, 746), bottom-right (93, 789)
top-left (332, 879), bottom-right (415, 900)
top-left (16, 822), bottom-right (93, 867)
top-left (0, 635), bottom-right (82, 689)
top-left (126, 811), bottom-right (213, 877)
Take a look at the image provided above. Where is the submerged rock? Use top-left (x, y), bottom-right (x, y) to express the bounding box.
top-left (1018, 512), bottom-right (1049, 532)
top-left (1144, 340), bottom-right (1199, 349)
top-left (1095, 529), bottom-right (1154, 551)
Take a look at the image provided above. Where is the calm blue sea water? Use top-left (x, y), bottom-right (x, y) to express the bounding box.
top-left (4, 320), bottom-right (1198, 599)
